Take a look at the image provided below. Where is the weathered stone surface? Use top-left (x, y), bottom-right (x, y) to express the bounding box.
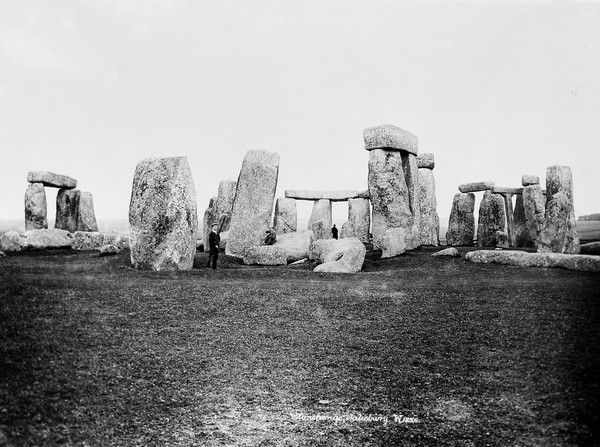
top-left (215, 180), bottom-right (237, 233)
top-left (513, 194), bottom-right (533, 247)
top-left (380, 227), bottom-right (415, 258)
top-left (322, 190), bottom-right (360, 201)
top-left (458, 181), bottom-right (495, 193)
top-left (340, 221), bottom-right (352, 239)
top-left (243, 246), bottom-right (287, 265)
top-left (416, 153), bottom-right (435, 169)
top-left (501, 193), bottom-right (516, 247)
top-left (418, 168), bottom-right (439, 246)
top-left (495, 230), bottom-right (509, 248)
top-left (55, 189), bottom-right (80, 233)
top-left (129, 156), bottom-right (198, 271)
top-left (0, 231), bottom-right (23, 252)
top-left (20, 229), bottom-right (74, 250)
top-left (311, 237), bottom-right (366, 273)
top-left (77, 192), bottom-right (98, 232)
top-left (27, 171), bottom-right (77, 189)
top-left (465, 250), bottom-right (600, 272)
top-left (492, 186), bottom-right (523, 195)
top-left (285, 190), bottom-right (323, 200)
top-left (72, 231), bottom-right (129, 250)
top-left (311, 220), bottom-right (330, 241)
top-left (357, 190), bottom-right (370, 199)
top-left (522, 175), bottom-right (540, 186)
top-left (25, 183), bottom-right (47, 230)
top-left (342, 198), bottom-right (370, 243)
top-left (432, 247), bottom-right (459, 257)
top-left (537, 166), bottom-right (580, 254)
top-left (272, 230), bottom-right (313, 262)
top-left (477, 191), bottom-right (506, 247)
top-left (308, 199), bottom-right (332, 233)
top-left (402, 152), bottom-right (420, 250)
top-left (98, 244), bottom-right (119, 256)
top-left (202, 197), bottom-right (218, 253)
top-left (227, 150), bottom-right (280, 258)
top-left (363, 124), bottom-right (418, 155)
top-left (523, 185), bottom-right (546, 250)
top-left (368, 149), bottom-right (413, 249)
top-left (446, 193), bottom-right (475, 246)
top-left (273, 198), bottom-right (297, 234)
top-left (580, 242), bottom-right (600, 256)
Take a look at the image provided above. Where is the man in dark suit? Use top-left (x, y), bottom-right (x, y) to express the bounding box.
top-left (206, 223), bottom-right (221, 269)
top-left (332, 224), bottom-right (338, 240)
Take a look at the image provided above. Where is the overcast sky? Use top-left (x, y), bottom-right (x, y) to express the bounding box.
top-left (1, 0), bottom-right (599, 230)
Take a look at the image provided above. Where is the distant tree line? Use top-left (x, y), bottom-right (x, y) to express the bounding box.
top-left (578, 213), bottom-right (600, 221)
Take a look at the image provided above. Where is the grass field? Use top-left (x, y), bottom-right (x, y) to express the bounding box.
top-left (1, 247), bottom-right (599, 446)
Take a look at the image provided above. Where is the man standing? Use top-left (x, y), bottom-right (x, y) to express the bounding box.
top-left (332, 224), bottom-right (338, 240)
top-left (206, 223), bottom-right (221, 269)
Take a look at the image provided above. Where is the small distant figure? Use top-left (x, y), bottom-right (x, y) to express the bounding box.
top-left (206, 223), bottom-right (221, 270)
top-left (264, 227), bottom-right (277, 245)
top-left (332, 224), bottom-right (338, 240)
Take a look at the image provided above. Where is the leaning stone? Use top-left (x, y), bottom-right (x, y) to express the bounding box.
top-left (129, 156), bottom-right (198, 271)
top-left (311, 237), bottom-right (366, 273)
top-left (432, 247), bottom-right (459, 257)
top-left (580, 242), bottom-right (600, 256)
top-left (418, 168), bottom-right (439, 246)
top-left (243, 246), bottom-right (287, 265)
top-left (0, 231), bottom-right (23, 252)
top-left (308, 199), bottom-right (332, 232)
top-left (458, 181), bottom-right (495, 193)
top-left (363, 124), bottom-right (418, 155)
top-left (20, 229), bottom-right (73, 250)
top-left (446, 193), bottom-right (475, 246)
top-left (55, 189), bottom-right (80, 232)
top-left (522, 175), bottom-right (540, 186)
top-left (227, 150), bottom-right (280, 258)
top-left (477, 191), bottom-right (506, 247)
top-left (465, 250), bottom-right (600, 273)
top-left (311, 220), bottom-right (331, 241)
top-left (25, 183), bottom-right (47, 230)
top-left (416, 153), bottom-right (435, 169)
top-left (98, 244), bottom-right (119, 256)
top-left (27, 171), bottom-right (77, 189)
top-left (380, 227), bottom-right (415, 258)
top-left (345, 198), bottom-right (370, 243)
top-left (285, 190), bottom-right (323, 200)
top-left (272, 230), bottom-right (313, 262)
top-left (273, 198), bottom-right (297, 234)
top-left (321, 190), bottom-right (360, 201)
top-left (76, 192), bottom-right (98, 232)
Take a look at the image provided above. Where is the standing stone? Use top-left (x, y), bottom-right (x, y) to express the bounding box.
top-left (446, 193), bottom-right (475, 246)
top-left (226, 150), bottom-right (280, 258)
top-left (537, 165), bottom-right (579, 254)
top-left (273, 198), bottom-right (297, 234)
top-left (523, 185), bottom-right (546, 250)
top-left (307, 199), bottom-right (332, 232)
top-left (202, 197), bottom-right (218, 253)
top-left (311, 220), bottom-right (330, 241)
top-left (345, 198), bottom-right (370, 243)
top-left (418, 168), bottom-right (439, 246)
top-left (340, 221), bottom-right (352, 239)
top-left (129, 156), bottom-right (198, 271)
top-left (77, 192), bottom-right (98, 232)
top-left (513, 194), bottom-right (533, 247)
top-left (215, 180), bottom-right (237, 233)
top-left (368, 149), bottom-right (413, 249)
top-left (25, 183), bottom-right (47, 230)
top-left (55, 189), bottom-right (80, 233)
top-left (380, 227), bottom-right (414, 258)
top-left (477, 191), bottom-right (507, 247)
top-left (401, 152), bottom-right (420, 249)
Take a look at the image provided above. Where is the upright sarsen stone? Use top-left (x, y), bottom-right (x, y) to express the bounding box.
top-left (346, 198), bottom-right (370, 243)
top-left (477, 191), bottom-right (507, 247)
top-left (226, 150), bottom-right (280, 258)
top-left (513, 194), bottom-right (533, 247)
top-left (202, 197), bottom-right (218, 253)
top-left (402, 152), bottom-right (420, 249)
top-left (129, 156), bottom-right (198, 271)
top-left (418, 168), bottom-right (439, 246)
top-left (215, 180), bottom-right (237, 233)
top-left (308, 199), bottom-right (332, 234)
top-left (55, 189), bottom-right (80, 232)
top-left (523, 185), bottom-right (546, 250)
top-left (77, 192), bottom-right (98, 232)
top-left (25, 183), bottom-right (47, 230)
top-left (446, 193), bottom-right (475, 246)
top-left (273, 198), bottom-right (297, 234)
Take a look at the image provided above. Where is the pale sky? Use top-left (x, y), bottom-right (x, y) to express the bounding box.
top-left (1, 0), bottom-right (599, 230)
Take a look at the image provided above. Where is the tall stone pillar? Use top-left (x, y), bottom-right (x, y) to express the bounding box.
top-left (416, 153), bottom-right (439, 246)
top-left (476, 191), bottom-right (507, 247)
top-left (273, 198), bottom-right (297, 234)
top-left (446, 193), bottom-right (475, 246)
top-left (25, 183), bottom-right (47, 230)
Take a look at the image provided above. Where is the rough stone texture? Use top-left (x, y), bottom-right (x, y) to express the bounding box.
top-left (72, 231), bottom-right (129, 250)
top-left (307, 199), bottom-right (332, 233)
top-left (129, 156), bottom-right (198, 271)
top-left (98, 244), bottom-right (119, 256)
top-left (310, 237), bottom-right (366, 273)
top-left (477, 191), bottom-right (507, 247)
top-left (416, 153), bottom-right (435, 170)
top-left (273, 198), bottom-right (297, 234)
top-left (446, 193), bottom-right (475, 246)
top-left (432, 247), bottom-right (459, 257)
top-left (380, 227), bottom-right (414, 258)
top-left (492, 187), bottom-right (523, 195)
top-left (285, 190), bottom-right (323, 200)
top-left (522, 175), bottom-right (540, 186)
top-left (513, 194), bottom-right (533, 247)
top-left (27, 171), bottom-right (77, 189)
top-left (227, 150), bottom-right (280, 258)
top-left (465, 250), bottom-right (600, 273)
top-left (495, 230), bottom-right (509, 248)
top-left (215, 180), bottom-right (237, 233)
top-left (523, 185), bottom-right (546, 250)
top-left (357, 190), bottom-right (370, 199)
top-left (272, 230), bottom-right (313, 263)
top-left (322, 190), bottom-right (360, 201)
top-left (363, 124), bottom-right (418, 155)
top-left (537, 166), bottom-right (580, 254)
top-left (501, 193), bottom-right (516, 247)
top-left (458, 181), bottom-right (495, 193)
top-left (311, 220), bottom-right (330, 241)
top-left (580, 242), bottom-right (600, 256)
top-left (0, 231), bottom-right (23, 252)
top-left (25, 183), bottom-right (47, 230)
top-left (202, 197), bottom-right (218, 253)
top-left (20, 229), bottom-right (74, 250)
top-left (368, 149), bottom-right (413, 249)
top-left (340, 221), bottom-right (352, 239)
top-left (343, 198), bottom-right (370, 243)
top-left (243, 246), bottom-right (288, 265)
top-left (402, 152), bottom-right (420, 250)
top-left (77, 192), bottom-right (98, 232)
top-left (418, 168), bottom-right (439, 246)
top-left (55, 189), bottom-right (80, 233)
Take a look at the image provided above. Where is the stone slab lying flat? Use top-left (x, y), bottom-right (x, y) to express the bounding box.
top-left (322, 190), bottom-right (360, 201)
top-left (491, 186), bottom-right (523, 195)
top-left (458, 181), bottom-right (495, 193)
top-left (580, 242), bottom-right (600, 256)
top-left (363, 124), bottom-right (418, 155)
top-left (465, 250), bottom-right (600, 272)
top-left (285, 190), bottom-right (324, 200)
top-left (27, 171), bottom-right (77, 189)
top-left (285, 190), bottom-right (365, 201)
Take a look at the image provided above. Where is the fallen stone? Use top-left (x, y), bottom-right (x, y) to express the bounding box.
top-left (363, 124), bottom-right (418, 155)
top-left (311, 220), bottom-right (331, 241)
top-left (308, 199), bottom-right (332, 233)
top-left (380, 227), bottom-right (415, 258)
top-left (416, 153), bottom-right (435, 169)
top-left (55, 189), bottom-right (80, 233)
top-left (491, 186), bottom-right (523, 195)
top-left (273, 198), bottom-right (297, 234)
top-left (19, 229), bottom-right (74, 250)
top-left (322, 190), bottom-right (360, 201)
top-left (522, 175), bottom-right (540, 186)
top-left (0, 231), bottom-right (22, 252)
top-left (129, 156), bottom-right (198, 270)
top-left (432, 247), bottom-right (459, 257)
top-left (72, 231), bottom-right (129, 250)
top-left (580, 242), bottom-right (600, 256)
top-left (345, 198), bottom-right (370, 243)
top-left (446, 193), bottom-right (475, 246)
top-left (77, 192), bottom-right (98, 232)
top-left (27, 171), bottom-right (77, 189)
top-left (418, 168), bottom-right (439, 246)
top-left (465, 250), bottom-right (600, 272)
top-left (243, 245), bottom-right (287, 265)
top-left (98, 244), bottom-right (119, 256)
top-left (311, 237), bottom-right (366, 273)
top-left (477, 191), bottom-right (506, 247)
top-left (458, 181), bottom-right (495, 193)
top-left (272, 230), bottom-right (313, 262)
top-left (285, 190), bottom-right (323, 200)
top-left (227, 150), bottom-right (280, 258)
top-left (25, 183), bottom-right (48, 231)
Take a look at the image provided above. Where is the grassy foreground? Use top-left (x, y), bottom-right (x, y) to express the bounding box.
top-left (1, 247), bottom-right (599, 446)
